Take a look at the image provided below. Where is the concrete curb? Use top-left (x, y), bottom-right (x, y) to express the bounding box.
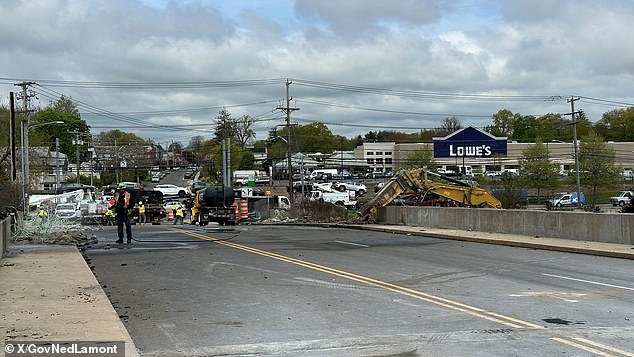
top-left (270, 222), bottom-right (634, 260)
top-left (0, 245), bottom-right (140, 357)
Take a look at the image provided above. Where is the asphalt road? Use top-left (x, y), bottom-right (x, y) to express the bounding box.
top-left (84, 224), bottom-right (634, 356)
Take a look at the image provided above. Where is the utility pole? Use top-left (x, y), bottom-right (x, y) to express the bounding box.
top-left (226, 137), bottom-right (231, 186)
top-left (55, 138), bottom-right (60, 195)
top-left (222, 139), bottom-right (227, 186)
top-left (276, 79), bottom-right (299, 203)
top-left (566, 96), bottom-right (583, 209)
top-left (115, 139), bottom-right (119, 183)
top-left (71, 132), bottom-right (84, 183)
top-left (15, 81), bottom-right (36, 213)
top-left (9, 92), bottom-right (16, 181)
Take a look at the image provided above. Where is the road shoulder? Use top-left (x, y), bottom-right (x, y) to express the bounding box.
top-left (321, 223), bottom-right (634, 260)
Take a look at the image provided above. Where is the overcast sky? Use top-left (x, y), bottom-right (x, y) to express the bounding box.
top-left (1, 0), bottom-right (633, 145)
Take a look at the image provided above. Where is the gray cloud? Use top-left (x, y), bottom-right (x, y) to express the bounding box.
top-left (1, 0), bottom-right (633, 143)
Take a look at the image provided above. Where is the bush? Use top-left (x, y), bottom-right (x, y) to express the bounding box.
top-left (0, 178), bottom-right (21, 213)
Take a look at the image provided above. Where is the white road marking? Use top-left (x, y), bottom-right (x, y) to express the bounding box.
top-left (542, 273), bottom-right (634, 291)
top-left (333, 240), bottom-right (370, 248)
top-left (508, 292), bottom-right (586, 303)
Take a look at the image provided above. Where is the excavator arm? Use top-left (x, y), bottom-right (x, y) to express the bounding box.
top-left (358, 168), bottom-right (501, 219)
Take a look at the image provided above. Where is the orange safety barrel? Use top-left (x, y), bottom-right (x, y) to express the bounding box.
top-left (167, 210), bottom-right (174, 221)
top-left (239, 199), bottom-right (248, 220)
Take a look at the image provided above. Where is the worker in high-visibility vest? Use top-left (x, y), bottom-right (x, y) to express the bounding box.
top-left (37, 206), bottom-right (48, 221)
top-left (104, 208), bottom-right (114, 226)
top-left (138, 201), bottom-right (146, 224)
top-left (174, 206), bottom-right (184, 225)
top-left (113, 183), bottom-right (133, 244)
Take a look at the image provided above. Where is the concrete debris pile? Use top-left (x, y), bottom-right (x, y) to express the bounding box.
top-left (13, 217), bottom-right (97, 246)
top-left (287, 200), bottom-right (364, 224)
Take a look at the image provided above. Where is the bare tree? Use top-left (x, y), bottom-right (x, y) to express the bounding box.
top-left (234, 115), bottom-right (256, 148)
top-left (437, 117), bottom-right (463, 136)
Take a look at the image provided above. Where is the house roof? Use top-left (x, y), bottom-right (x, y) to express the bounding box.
top-left (273, 152), bottom-right (320, 169)
top-left (323, 151), bottom-right (368, 167)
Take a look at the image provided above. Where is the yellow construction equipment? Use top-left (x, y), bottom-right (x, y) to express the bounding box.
top-left (358, 169), bottom-right (502, 219)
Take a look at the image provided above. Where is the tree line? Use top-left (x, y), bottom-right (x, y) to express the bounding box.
top-left (1, 96), bottom-right (633, 186)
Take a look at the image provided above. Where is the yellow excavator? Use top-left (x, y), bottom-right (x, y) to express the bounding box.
top-left (358, 168), bottom-right (502, 219)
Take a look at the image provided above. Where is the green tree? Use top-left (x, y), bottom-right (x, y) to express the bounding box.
top-left (594, 107), bottom-right (634, 141)
top-left (31, 96), bottom-right (91, 164)
top-left (214, 109), bottom-right (235, 143)
top-left (535, 113), bottom-right (566, 141)
top-left (93, 130), bottom-right (144, 146)
top-left (400, 145), bottom-right (436, 170)
top-left (578, 131), bottom-right (622, 208)
top-left (287, 122), bottom-right (337, 153)
top-left (519, 139), bottom-right (560, 204)
top-left (511, 115), bottom-right (538, 141)
top-left (490, 109), bottom-right (519, 136)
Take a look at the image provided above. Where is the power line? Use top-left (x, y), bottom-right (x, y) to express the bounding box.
top-left (296, 97), bottom-right (493, 117)
top-left (0, 77), bottom-right (286, 89)
top-left (292, 79), bottom-right (565, 102)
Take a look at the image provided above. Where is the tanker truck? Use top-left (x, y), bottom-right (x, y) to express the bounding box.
top-left (191, 186), bottom-right (237, 226)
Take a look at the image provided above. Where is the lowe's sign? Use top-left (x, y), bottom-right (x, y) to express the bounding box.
top-left (433, 127), bottom-right (507, 158)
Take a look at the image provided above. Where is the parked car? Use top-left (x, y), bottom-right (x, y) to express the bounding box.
top-left (153, 184), bottom-right (189, 197)
top-left (609, 191), bottom-right (633, 206)
top-left (334, 182), bottom-right (367, 195)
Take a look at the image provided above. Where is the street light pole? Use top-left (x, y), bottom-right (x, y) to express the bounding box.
top-left (21, 121), bottom-right (64, 213)
top-left (568, 97), bottom-right (583, 209)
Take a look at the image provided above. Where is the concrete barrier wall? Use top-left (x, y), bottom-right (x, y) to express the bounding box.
top-left (379, 206), bottom-right (634, 245)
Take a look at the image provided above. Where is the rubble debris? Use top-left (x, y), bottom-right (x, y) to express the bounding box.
top-left (12, 217), bottom-right (98, 246)
top-left (261, 200), bottom-right (364, 224)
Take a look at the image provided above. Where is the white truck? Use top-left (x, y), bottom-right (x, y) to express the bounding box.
top-left (609, 191), bottom-right (633, 206)
top-left (309, 190), bottom-right (356, 209)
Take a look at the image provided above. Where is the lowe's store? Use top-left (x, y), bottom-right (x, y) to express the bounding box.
top-left (354, 127), bottom-right (634, 177)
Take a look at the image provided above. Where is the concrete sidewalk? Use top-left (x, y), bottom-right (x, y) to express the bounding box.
top-left (333, 223), bottom-right (634, 260)
top-left (0, 245), bottom-right (139, 357)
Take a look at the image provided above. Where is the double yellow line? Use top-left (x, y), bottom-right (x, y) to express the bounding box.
top-left (178, 229), bottom-right (633, 356)
top-left (181, 230), bottom-right (540, 329)
top-left (551, 337), bottom-right (634, 357)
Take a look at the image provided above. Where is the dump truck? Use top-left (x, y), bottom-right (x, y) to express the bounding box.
top-left (191, 186), bottom-right (237, 226)
top-left (358, 168), bottom-right (502, 220)
top-left (128, 189), bottom-right (165, 224)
